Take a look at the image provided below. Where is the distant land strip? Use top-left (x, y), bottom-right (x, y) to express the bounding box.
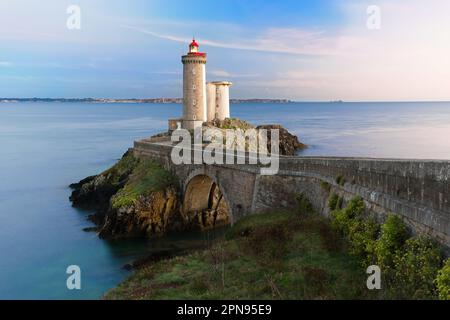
top-left (0, 98), bottom-right (293, 104)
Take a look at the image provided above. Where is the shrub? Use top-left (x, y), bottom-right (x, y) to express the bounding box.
top-left (336, 175), bottom-right (346, 186)
top-left (330, 196), bottom-right (379, 266)
top-left (328, 194), bottom-right (339, 211)
top-left (436, 259), bottom-right (450, 300)
top-left (331, 196), bottom-right (365, 236)
top-left (320, 181), bottom-right (331, 192)
top-left (375, 215), bottom-right (409, 271)
top-left (295, 193), bottom-right (314, 215)
top-left (347, 217), bottom-right (379, 266)
top-left (392, 237), bottom-right (442, 299)
top-left (336, 196), bottom-right (344, 210)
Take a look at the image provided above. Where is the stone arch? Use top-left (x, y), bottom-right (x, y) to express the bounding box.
top-left (182, 169), bottom-right (233, 228)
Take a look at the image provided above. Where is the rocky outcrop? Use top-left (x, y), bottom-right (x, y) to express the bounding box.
top-left (256, 124), bottom-right (306, 156)
top-left (99, 186), bottom-right (180, 238)
top-left (70, 151), bottom-right (183, 239)
top-left (70, 118), bottom-right (307, 239)
top-left (203, 118), bottom-right (306, 156)
top-left (69, 150), bottom-right (138, 214)
top-left (70, 151), bottom-right (228, 239)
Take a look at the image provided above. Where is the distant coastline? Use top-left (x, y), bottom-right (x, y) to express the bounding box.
top-left (0, 98), bottom-right (293, 104)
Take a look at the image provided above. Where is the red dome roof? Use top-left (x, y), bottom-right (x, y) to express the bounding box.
top-left (190, 39), bottom-right (199, 47)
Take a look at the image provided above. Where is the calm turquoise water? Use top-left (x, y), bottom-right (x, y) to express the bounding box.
top-left (1, 101), bottom-right (450, 299)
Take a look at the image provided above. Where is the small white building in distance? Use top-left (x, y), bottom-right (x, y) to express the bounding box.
top-left (169, 39), bottom-right (232, 131)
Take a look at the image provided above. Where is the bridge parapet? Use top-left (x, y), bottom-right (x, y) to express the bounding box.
top-left (133, 138), bottom-right (450, 250)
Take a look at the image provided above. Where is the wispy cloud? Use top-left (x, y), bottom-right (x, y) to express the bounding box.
top-left (0, 61), bottom-right (13, 67)
top-left (121, 24), bottom-right (357, 56)
top-left (209, 69), bottom-right (260, 78)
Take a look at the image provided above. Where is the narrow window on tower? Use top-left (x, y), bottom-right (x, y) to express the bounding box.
top-left (192, 85), bottom-right (196, 90)
top-left (192, 68), bottom-right (196, 75)
top-left (193, 99), bottom-right (197, 106)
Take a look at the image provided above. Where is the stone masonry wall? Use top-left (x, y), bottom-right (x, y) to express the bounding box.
top-left (133, 139), bottom-right (450, 250)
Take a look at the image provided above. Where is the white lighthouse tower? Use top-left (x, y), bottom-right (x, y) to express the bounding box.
top-left (181, 39), bottom-right (207, 130)
top-left (168, 39), bottom-right (233, 132)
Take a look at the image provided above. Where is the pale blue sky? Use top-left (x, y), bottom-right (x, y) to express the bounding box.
top-left (0, 0), bottom-right (449, 101)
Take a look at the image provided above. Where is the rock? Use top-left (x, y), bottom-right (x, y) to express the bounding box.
top-left (256, 124), bottom-right (306, 156)
top-left (203, 118), bottom-right (306, 156)
top-left (205, 118), bottom-right (254, 131)
top-left (98, 186), bottom-right (181, 239)
top-left (122, 248), bottom-right (186, 270)
top-left (69, 118), bottom-right (307, 240)
top-left (71, 151), bottom-right (184, 240)
top-left (69, 175), bottom-right (96, 189)
top-left (69, 150), bottom-right (138, 212)
top-left (82, 226), bottom-right (98, 232)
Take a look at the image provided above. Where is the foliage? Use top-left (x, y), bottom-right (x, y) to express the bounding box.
top-left (105, 211), bottom-right (370, 300)
top-left (295, 193), bottom-right (314, 215)
top-left (336, 196), bottom-right (344, 210)
top-left (329, 198), bottom-right (446, 299)
top-left (375, 215), bottom-right (409, 271)
top-left (435, 259), bottom-right (450, 300)
top-left (336, 175), bottom-right (346, 186)
top-left (392, 237), bottom-right (442, 299)
top-left (331, 196), bottom-right (365, 235)
top-left (111, 160), bottom-right (177, 209)
top-left (101, 151), bottom-right (140, 186)
top-left (347, 217), bottom-right (379, 266)
top-left (328, 193), bottom-right (339, 211)
top-left (320, 181), bottom-right (331, 192)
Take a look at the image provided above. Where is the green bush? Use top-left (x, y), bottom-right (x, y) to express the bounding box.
top-left (336, 196), bottom-right (344, 210)
top-left (320, 181), bottom-right (331, 192)
top-left (331, 196), bottom-right (365, 236)
top-left (392, 237), bottom-right (442, 299)
top-left (295, 193), bottom-right (314, 215)
top-left (328, 193), bottom-right (339, 211)
top-left (375, 215), bottom-right (409, 271)
top-left (336, 175), bottom-right (346, 186)
top-left (436, 259), bottom-right (450, 300)
top-left (347, 217), bottom-right (379, 266)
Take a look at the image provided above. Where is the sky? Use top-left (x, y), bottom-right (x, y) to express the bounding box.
top-left (0, 0), bottom-right (449, 101)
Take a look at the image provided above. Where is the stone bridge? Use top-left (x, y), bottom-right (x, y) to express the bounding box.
top-left (133, 138), bottom-right (450, 250)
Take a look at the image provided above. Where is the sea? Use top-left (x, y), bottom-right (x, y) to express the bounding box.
top-left (1, 101), bottom-right (450, 299)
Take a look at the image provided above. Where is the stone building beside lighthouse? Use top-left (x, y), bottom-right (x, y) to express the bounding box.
top-left (169, 39), bottom-right (232, 131)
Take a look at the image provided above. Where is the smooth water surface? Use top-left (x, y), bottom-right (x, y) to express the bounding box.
top-left (1, 101), bottom-right (450, 299)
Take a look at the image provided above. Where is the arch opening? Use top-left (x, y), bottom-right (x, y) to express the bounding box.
top-left (183, 175), bottom-right (231, 229)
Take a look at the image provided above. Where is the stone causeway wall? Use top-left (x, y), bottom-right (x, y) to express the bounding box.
top-left (133, 139), bottom-right (450, 251)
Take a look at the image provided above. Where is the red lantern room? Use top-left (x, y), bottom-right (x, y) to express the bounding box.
top-left (188, 38), bottom-right (206, 56)
top-left (189, 39), bottom-right (199, 53)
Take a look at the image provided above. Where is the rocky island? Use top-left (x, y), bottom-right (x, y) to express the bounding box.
top-left (70, 118), bottom-right (305, 239)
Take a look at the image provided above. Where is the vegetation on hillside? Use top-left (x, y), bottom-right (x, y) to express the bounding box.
top-left (105, 197), bottom-right (375, 300)
top-left (104, 190), bottom-right (450, 300)
top-left (328, 194), bottom-right (449, 299)
top-left (111, 160), bottom-right (177, 209)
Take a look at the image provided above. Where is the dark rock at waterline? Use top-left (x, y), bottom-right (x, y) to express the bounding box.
top-left (256, 124), bottom-right (306, 156)
top-left (69, 175), bottom-right (96, 189)
top-left (122, 248), bottom-right (188, 270)
top-left (98, 186), bottom-right (181, 239)
top-left (69, 150), bottom-right (136, 211)
top-left (82, 226), bottom-right (99, 232)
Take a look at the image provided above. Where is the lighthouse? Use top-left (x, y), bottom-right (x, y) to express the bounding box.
top-left (181, 39), bottom-right (207, 130)
top-left (168, 39), bottom-right (233, 132)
